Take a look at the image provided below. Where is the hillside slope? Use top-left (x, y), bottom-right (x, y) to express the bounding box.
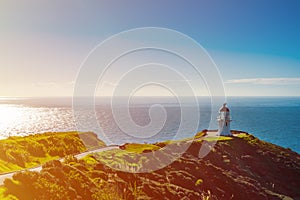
top-left (1, 132), bottom-right (299, 200)
top-left (0, 131), bottom-right (105, 173)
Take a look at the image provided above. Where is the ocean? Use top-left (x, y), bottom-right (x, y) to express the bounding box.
top-left (0, 97), bottom-right (299, 153)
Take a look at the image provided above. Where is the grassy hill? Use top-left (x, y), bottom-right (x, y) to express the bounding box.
top-left (0, 131), bottom-right (105, 173)
top-left (1, 131), bottom-right (299, 199)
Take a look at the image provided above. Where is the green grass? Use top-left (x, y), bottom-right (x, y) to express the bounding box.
top-left (194, 131), bottom-right (206, 139)
top-left (235, 133), bottom-right (250, 139)
top-left (81, 154), bottom-right (99, 165)
top-left (0, 131), bottom-right (105, 174)
top-left (237, 132), bottom-right (290, 155)
top-left (91, 144), bottom-right (159, 173)
top-left (0, 160), bottom-right (22, 173)
top-left (0, 186), bottom-right (17, 200)
top-left (93, 148), bottom-right (140, 167)
top-left (121, 143), bottom-right (160, 153)
top-left (195, 179), bottom-right (203, 186)
top-left (0, 187), bottom-right (6, 199)
top-left (153, 131), bottom-right (207, 148)
top-left (203, 136), bottom-right (233, 142)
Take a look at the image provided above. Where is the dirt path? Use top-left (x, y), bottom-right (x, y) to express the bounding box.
top-left (0, 145), bottom-right (118, 185)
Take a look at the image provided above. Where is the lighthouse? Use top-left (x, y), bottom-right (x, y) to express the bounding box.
top-left (217, 103), bottom-right (232, 136)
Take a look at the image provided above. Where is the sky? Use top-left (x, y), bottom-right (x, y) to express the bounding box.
top-left (0, 0), bottom-right (300, 97)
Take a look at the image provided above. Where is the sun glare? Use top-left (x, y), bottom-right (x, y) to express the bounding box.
top-left (0, 104), bottom-right (24, 137)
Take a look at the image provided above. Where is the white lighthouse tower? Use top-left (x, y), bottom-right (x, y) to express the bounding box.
top-left (217, 103), bottom-right (232, 136)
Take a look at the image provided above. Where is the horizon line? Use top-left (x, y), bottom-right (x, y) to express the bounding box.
top-left (1, 95), bottom-right (300, 99)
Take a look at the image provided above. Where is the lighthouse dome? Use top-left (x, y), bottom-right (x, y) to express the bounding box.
top-left (219, 103), bottom-right (230, 112)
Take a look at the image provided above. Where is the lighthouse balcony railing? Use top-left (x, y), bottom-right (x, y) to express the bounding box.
top-left (217, 116), bottom-right (231, 121)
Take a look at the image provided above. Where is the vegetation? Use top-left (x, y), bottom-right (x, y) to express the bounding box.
top-left (0, 131), bottom-right (105, 173)
top-left (0, 131), bottom-right (300, 199)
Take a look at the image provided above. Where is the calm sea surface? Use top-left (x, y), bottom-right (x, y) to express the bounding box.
top-left (0, 97), bottom-right (299, 153)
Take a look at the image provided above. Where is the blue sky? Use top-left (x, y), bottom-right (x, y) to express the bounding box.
top-left (0, 0), bottom-right (300, 96)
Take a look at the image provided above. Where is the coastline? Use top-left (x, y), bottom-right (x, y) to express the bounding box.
top-left (0, 130), bottom-right (299, 199)
top-left (1, 96), bottom-right (300, 153)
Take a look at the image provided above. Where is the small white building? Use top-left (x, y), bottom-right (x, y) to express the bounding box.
top-left (217, 103), bottom-right (232, 136)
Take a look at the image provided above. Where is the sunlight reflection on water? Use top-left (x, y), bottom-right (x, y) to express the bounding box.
top-left (0, 97), bottom-right (299, 153)
top-left (0, 104), bottom-right (75, 139)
